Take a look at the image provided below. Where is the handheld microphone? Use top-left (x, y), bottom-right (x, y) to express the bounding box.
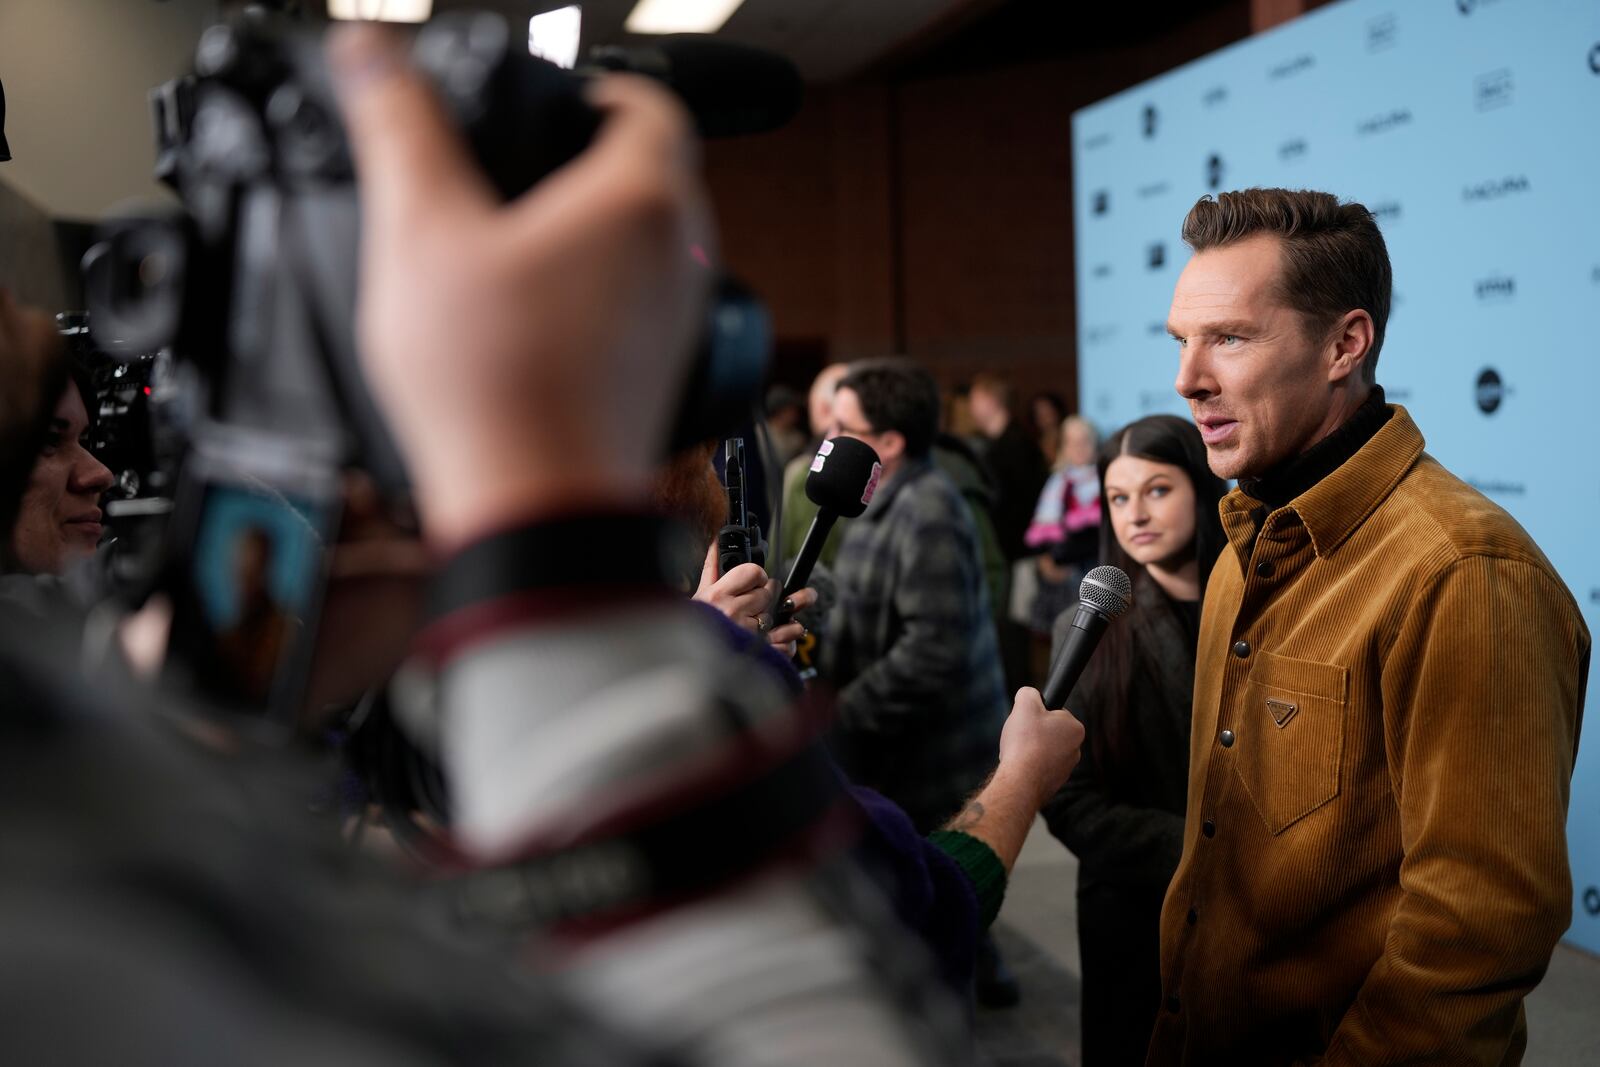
top-left (781, 437), bottom-right (882, 604)
top-left (1041, 565), bottom-right (1133, 710)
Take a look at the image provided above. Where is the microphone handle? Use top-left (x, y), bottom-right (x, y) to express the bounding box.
top-left (782, 510), bottom-right (838, 600)
top-left (1041, 602), bottom-right (1112, 710)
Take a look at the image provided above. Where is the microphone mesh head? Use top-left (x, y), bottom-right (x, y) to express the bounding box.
top-left (1078, 565), bottom-right (1134, 619)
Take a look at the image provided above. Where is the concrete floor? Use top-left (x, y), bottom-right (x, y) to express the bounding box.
top-left (973, 819), bottom-right (1600, 1066)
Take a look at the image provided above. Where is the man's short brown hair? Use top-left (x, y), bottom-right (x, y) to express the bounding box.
top-left (1181, 188), bottom-right (1392, 382)
top-left (840, 358), bottom-right (940, 459)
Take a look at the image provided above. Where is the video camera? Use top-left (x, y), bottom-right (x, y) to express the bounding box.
top-left (76, 10), bottom-right (799, 730)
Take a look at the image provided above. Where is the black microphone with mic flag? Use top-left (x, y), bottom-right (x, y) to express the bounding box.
top-left (1041, 565), bottom-right (1133, 710)
top-left (777, 437), bottom-right (882, 621)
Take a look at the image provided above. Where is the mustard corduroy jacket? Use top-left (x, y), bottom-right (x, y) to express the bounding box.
top-left (1148, 406), bottom-right (1589, 1066)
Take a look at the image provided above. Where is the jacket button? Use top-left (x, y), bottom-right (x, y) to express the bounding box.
top-left (1166, 994), bottom-right (1182, 1014)
top-left (1220, 729), bottom-right (1235, 748)
top-left (1186, 907), bottom-right (1198, 926)
top-left (1255, 561), bottom-right (1274, 578)
top-left (1202, 818), bottom-right (1216, 838)
top-left (1232, 639), bottom-right (1251, 658)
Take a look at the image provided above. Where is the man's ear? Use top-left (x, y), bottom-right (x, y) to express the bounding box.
top-left (1326, 309), bottom-right (1375, 384)
top-left (877, 430), bottom-right (907, 465)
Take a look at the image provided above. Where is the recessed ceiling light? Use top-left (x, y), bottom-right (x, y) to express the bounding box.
top-left (623, 0), bottom-right (747, 35)
top-left (529, 5), bottom-right (583, 69)
top-left (327, 0), bottom-right (433, 24)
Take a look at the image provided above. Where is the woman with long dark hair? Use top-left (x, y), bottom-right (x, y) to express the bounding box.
top-left (1040, 414), bottom-right (1225, 1066)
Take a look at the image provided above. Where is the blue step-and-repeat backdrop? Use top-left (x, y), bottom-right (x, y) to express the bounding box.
top-left (1071, 0), bottom-right (1600, 953)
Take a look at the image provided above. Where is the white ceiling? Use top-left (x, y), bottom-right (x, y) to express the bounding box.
top-left (439, 0), bottom-right (985, 82)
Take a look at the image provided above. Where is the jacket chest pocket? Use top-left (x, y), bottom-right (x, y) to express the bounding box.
top-left (1232, 649), bottom-right (1349, 835)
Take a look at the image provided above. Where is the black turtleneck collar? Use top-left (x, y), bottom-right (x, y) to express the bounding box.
top-left (1238, 385), bottom-right (1392, 509)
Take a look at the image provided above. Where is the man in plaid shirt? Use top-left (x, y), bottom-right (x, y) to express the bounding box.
top-left (819, 359), bottom-right (1009, 835)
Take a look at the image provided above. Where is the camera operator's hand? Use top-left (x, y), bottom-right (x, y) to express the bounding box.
top-left (330, 27), bottom-right (713, 549)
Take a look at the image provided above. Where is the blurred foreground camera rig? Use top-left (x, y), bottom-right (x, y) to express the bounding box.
top-left (75, 9), bottom-right (799, 726)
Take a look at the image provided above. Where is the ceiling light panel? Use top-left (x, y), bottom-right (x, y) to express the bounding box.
top-left (327, 0), bottom-right (433, 23)
top-left (529, 5), bottom-right (583, 68)
top-left (624, 0), bottom-right (747, 35)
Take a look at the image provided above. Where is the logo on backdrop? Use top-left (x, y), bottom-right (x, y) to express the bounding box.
top-left (1590, 42), bottom-right (1600, 74)
top-left (1084, 131), bottom-right (1111, 151)
top-left (1457, 0), bottom-right (1508, 15)
top-left (1468, 477), bottom-right (1525, 496)
top-left (1269, 54), bottom-right (1315, 80)
top-left (1475, 69), bottom-right (1514, 111)
top-left (1366, 13), bottom-right (1398, 52)
top-left (1357, 108), bottom-right (1412, 135)
top-left (1092, 189), bottom-right (1110, 216)
top-left (1147, 243), bottom-right (1167, 270)
top-left (1279, 138), bottom-right (1309, 162)
top-left (1585, 887), bottom-right (1600, 917)
top-left (1206, 153), bottom-right (1226, 190)
top-left (1139, 390), bottom-right (1171, 412)
top-left (1474, 274), bottom-right (1515, 302)
top-left (1142, 104), bottom-right (1158, 139)
top-left (1202, 85), bottom-right (1228, 108)
top-left (1462, 175), bottom-right (1530, 202)
top-left (1138, 181), bottom-right (1170, 199)
top-left (1370, 201), bottom-right (1403, 224)
top-left (1091, 262), bottom-right (1112, 280)
top-left (1591, 264), bottom-right (1600, 285)
top-left (1086, 324), bottom-right (1119, 346)
top-left (1147, 320), bottom-right (1168, 337)
top-left (1475, 367), bottom-right (1506, 414)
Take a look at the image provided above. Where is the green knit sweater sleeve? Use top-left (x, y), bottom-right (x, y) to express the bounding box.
top-left (927, 830), bottom-right (1008, 928)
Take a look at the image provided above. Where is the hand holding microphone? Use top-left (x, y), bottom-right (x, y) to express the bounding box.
top-left (695, 436), bottom-right (875, 649)
top-left (694, 542), bottom-right (815, 650)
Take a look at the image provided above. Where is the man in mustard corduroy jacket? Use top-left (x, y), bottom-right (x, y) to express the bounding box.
top-left (1148, 188), bottom-right (1589, 1066)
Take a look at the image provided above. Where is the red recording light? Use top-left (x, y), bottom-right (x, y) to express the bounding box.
top-left (143, 386), bottom-right (152, 395)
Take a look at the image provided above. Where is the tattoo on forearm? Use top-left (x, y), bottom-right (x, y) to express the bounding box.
top-left (948, 801), bottom-right (986, 832)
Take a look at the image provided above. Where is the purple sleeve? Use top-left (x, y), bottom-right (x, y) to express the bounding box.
top-left (846, 783), bottom-right (981, 994)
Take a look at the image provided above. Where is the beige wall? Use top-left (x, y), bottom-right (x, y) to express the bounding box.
top-left (0, 178), bottom-right (64, 310)
top-left (0, 0), bottom-right (213, 219)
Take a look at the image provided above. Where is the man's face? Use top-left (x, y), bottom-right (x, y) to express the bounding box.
top-left (9, 383), bottom-right (114, 574)
top-left (1168, 234), bottom-right (1336, 481)
top-left (808, 364), bottom-right (848, 437)
top-left (828, 386), bottom-right (900, 472)
top-left (966, 386), bottom-right (1001, 429)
